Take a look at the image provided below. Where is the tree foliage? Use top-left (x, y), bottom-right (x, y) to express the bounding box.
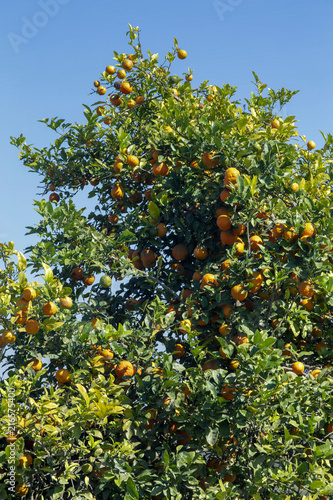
top-left (1, 25), bottom-right (333, 499)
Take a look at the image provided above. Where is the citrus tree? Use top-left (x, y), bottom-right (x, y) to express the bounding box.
top-left (1, 25), bottom-right (333, 499)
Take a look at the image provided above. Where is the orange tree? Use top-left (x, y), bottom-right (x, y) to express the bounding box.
top-left (1, 25), bottom-right (333, 499)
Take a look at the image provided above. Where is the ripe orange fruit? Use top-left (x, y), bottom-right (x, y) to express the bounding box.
top-left (127, 155), bottom-right (140, 167)
top-left (201, 273), bottom-right (218, 288)
top-left (156, 223), bottom-right (167, 237)
top-left (234, 239), bottom-right (245, 256)
top-left (231, 284), bottom-right (247, 301)
top-left (117, 69), bottom-right (126, 79)
top-left (55, 368), bottom-right (71, 383)
top-left (271, 119), bottom-right (280, 129)
top-left (202, 359), bottom-right (218, 371)
top-left (49, 193), bottom-right (60, 203)
top-left (316, 341), bottom-right (327, 353)
top-left (301, 298), bottom-right (314, 311)
top-left (106, 65), bottom-right (116, 74)
top-left (120, 81), bottom-right (133, 95)
top-left (249, 271), bottom-right (264, 293)
top-left (97, 86), bottom-right (107, 95)
top-left (219, 324), bottom-right (231, 336)
top-left (31, 359), bottom-right (42, 371)
top-left (177, 49), bottom-right (187, 59)
top-left (59, 296), bottom-right (73, 309)
top-left (136, 95), bottom-right (145, 104)
top-left (174, 344), bottom-right (185, 359)
top-left (310, 369), bottom-right (321, 378)
top-left (192, 271), bottom-right (202, 281)
top-left (193, 246), bottom-right (208, 260)
top-left (15, 485), bottom-right (29, 497)
top-left (179, 319), bottom-right (191, 333)
top-left (292, 361), bottom-right (304, 375)
top-left (217, 215), bottom-right (232, 231)
top-left (233, 334), bottom-right (248, 346)
top-left (71, 267), bottom-right (83, 280)
top-left (122, 58), bottom-right (134, 70)
top-left (83, 275), bottom-right (95, 286)
top-left (202, 151), bottom-right (219, 168)
top-left (282, 343), bottom-right (292, 356)
top-left (272, 223), bottom-right (286, 239)
top-left (111, 184), bottom-right (124, 199)
top-left (22, 287), bottom-right (37, 301)
top-left (101, 349), bottom-right (114, 360)
top-left (301, 223), bottom-right (316, 237)
top-left (140, 249), bottom-right (157, 268)
top-left (42, 302), bottom-right (57, 316)
top-left (15, 310), bottom-right (28, 325)
top-left (298, 281), bottom-right (315, 297)
top-left (110, 95), bottom-right (122, 106)
top-left (307, 140), bottom-right (316, 150)
top-left (221, 304), bottom-right (233, 318)
top-left (115, 360), bottom-right (135, 378)
top-left (229, 359), bottom-right (239, 371)
top-left (221, 384), bottom-right (236, 400)
top-left (3, 330), bottom-right (16, 344)
top-left (220, 232), bottom-right (236, 246)
top-left (220, 189), bottom-right (231, 202)
top-left (25, 319), bottom-right (40, 335)
top-left (93, 80), bottom-right (100, 88)
top-left (172, 244), bottom-right (189, 261)
top-left (18, 454), bottom-right (33, 467)
top-left (232, 223), bottom-right (245, 236)
top-left (291, 182), bottom-right (299, 192)
top-left (224, 168), bottom-right (240, 188)
top-left (250, 235), bottom-right (263, 251)
top-left (224, 472), bottom-right (236, 483)
top-left (152, 162), bottom-right (169, 176)
top-left (312, 326), bottom-right (322, 338)
top-left (185, 74), bottom-right (193, 81)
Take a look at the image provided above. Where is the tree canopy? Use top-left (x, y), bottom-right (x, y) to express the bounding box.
top-left (1, 25), bottom-right (333, 500)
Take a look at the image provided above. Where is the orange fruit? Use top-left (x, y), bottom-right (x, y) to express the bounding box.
top-left (49, 193), bottom-right (60, 203)
top-left (298, 281), bottom-right (315, 297)
top-left (110, 95), bottom-right (122, 106)
top-left (156, 223), bottom-right (167, 237)
top-left (193, 246), bottom-right (208, 260)
top-left (221, 304), bottom-right (233, 318)
top-left (3, 330), bottom-right (16, 344)
top-left (153, 162), bottom-right (169, 176)
top-left (42, 302), bottom-right (57, 316)
top-left (115, 360), bottom-right (135, 378)
top-left (177, 49), bottom-right (187, 59)
top-left (174, 344), bottom-right (185, 359)
top-left (219, 324), bottom-right (231, 336)
top-left (316, 341), bottom-right (328, 353)
top-left (217, 215), bottom-right (232, 231)
top-left (127, 99), bottom-right (136, 109)
top-left (272, 223), bottom-right (287, 239)
top-left (233, 334), bottom-right (248, 346)
top-left (221, 384), bottom-right (236, 400)
top-left (15, 310), bottom-right (28, 325)
top-left (312, 326), bottom-right (322, 338)
top-left (192, 271), bottom-right (202, 281)
top-left (96, 86), bottom-right (106, 95)
top-left (101, 349), bottom-right (114, 360)
top-left (292, 361), bottom-right (304, 375)
top-left (234, 239), bottom-right (245, 256)
top-left (55, 368), bottom-right (71, 383)
top-left (201, 273), bottom-right (218, 288)
top-left (301, 223), bottom-right (316, 237)
top-left (15, 485), bottom-right (29, 497)
top-left (249, 272), bottom-right (264, 293)
top-left (202, 151), bottom-right (219, 168)
top-left (249, 235), bottom-right (263, 251)
top-left (185, 74), bottom-right (193, 81)
top-left (25, 319), bottom-right (40, 335)
top-left (291, 182), bottom-right (299, 192)
top-left (301, 298), bottom-right (314, 311)
top-left (127, 155), bottom-right (140, 167)
top-left (172, 244), bottom-right (189, 261)
top-left (136, 96), bottom-right (145, 104)
top-left (111, 185), bottom-right (124, 199)
top-left (220, 189), bottom-right (231, 202)
top-left (179, 319), bottom-right (191, 334)
top-left (232, 223), bottom-right (245, 236)
top-left (122, 59), bottom-right (134, 70)
top-left (18, 454), bottom-right (33, 467)
top-left (31, 359), bottom-right (42, 371)
top-left (271, 119), bottom-right (280, 129)
top-left (59, 297), bottom-right (73, 309)
top-left (224, 168), bottom-right (240, 188)
top-left (307, 140), bottom-right (315, 150)
top-left (71, 267), bottom-right (83, 280)
top-left (229, 359), bottom-right (239, 370)
top-left (120, 81), bottom-right (133, 95)
top-left (202, 359), bottom-right (218, 371)
top-left (22, 287), bottom-right (37, 301)
top-left (310, 369), bottom-right (321, 379)
top-left (140, 249), bottom-right (157, 268)
top-left (106, 65), bottom-right (116, 74)
top-left (231, 284), bottom-right (247, 301)
top-left (96, 105), bottom-right (106, 116)
top-left (117, 69), bottom-right (126, 79)
top-left (220, 231), bottom-right (236, 246)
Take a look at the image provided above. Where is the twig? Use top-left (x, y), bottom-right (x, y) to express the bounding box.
top-left (135, 269), bottom-right (181, 301)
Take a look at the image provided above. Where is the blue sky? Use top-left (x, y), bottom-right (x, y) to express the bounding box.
top-left (1, 0), bottom-right (332, 255)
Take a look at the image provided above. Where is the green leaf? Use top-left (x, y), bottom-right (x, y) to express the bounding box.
top-left (148, 201), bottom-right (160, 220)
top-left (42, 263), bottom-right (54, 283)
top-left (76, 383), bottom-right (90, 406)
top-left (16, 251), bottom-right (27, 271)
top-left (125, 477), bottom-right (139, 499)
top-left (206, 427), bottom-right (219, 446)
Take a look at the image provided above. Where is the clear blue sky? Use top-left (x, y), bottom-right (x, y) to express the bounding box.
top-left (1, 0), bottom-right (332, 255)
